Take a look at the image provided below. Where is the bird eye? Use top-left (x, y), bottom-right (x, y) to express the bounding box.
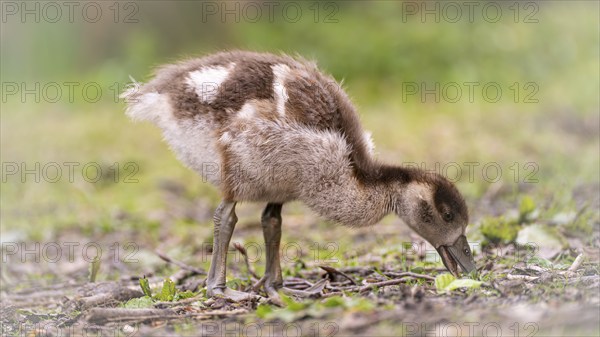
top-left (464, 248), bottom-right (470, 256)
top-left (443, 212), bottom-right (453, 222)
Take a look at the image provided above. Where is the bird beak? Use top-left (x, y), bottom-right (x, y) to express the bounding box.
top-left (436, 235), bottom-right (477, 277)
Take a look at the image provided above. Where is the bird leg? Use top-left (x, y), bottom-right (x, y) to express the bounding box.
top-left (259, 203), bottom-right (320, 305)
top-left (206, 201), bottom-right (256, 302)
top-left (261, 203), bottom-right (284, 302)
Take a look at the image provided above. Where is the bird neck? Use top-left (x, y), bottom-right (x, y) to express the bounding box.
top-left (300, 162), bottom-right (404, 227)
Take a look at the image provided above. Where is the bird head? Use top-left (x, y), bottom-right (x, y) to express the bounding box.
top-left (394, 173), bottom-right (477, 277)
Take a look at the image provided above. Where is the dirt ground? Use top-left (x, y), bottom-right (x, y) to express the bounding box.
top-left (2, 182), bottom-right (599, 337)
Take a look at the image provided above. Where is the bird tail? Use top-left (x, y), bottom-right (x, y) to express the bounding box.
top-left (120, 75), bottom-right (168, 124)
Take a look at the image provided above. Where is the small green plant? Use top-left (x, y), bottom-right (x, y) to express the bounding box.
top-left (122, 296), bottom-right (154, 308)
top-left (88, 255), bottom-right (101, 283)
top-left (434, 273), bottom-right (482, 294)
top-left (122, 276), bottom-right (198, 308)
top-left (257, 294), bottom-right (376, 323)
top-left (519, 196), bottom-right (538, 223)
top-left (480, 217), bottom-right (521, 245)
top-left (480, 196), bottom-right (540, 245)
top-left (139, 276), bottom-right (152, 297)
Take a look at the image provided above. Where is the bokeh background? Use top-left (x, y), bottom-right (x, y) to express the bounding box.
top-left (2, 1), bottom-right (598, 233)
top-left (1, 2), bottom-right (599, 333)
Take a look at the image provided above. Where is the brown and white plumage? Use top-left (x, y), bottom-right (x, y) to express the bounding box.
top-left (123, 51), bottom-right (476, 303)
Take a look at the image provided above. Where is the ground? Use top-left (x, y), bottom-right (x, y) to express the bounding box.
top-left (1, 101), bottom-right (599, 336)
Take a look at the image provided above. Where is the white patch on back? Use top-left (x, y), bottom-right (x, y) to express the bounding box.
top-left (236, 101), bottom-right (256, 120)
top-left (185, 63), bottom-right (235, 102)
top-left (272, 64), bottom-right (290, 116)
top-left (363, 130), bottom-right (375, 155)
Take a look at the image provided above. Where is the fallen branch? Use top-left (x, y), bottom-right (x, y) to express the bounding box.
top-left (76, 286), bottom-right (143, 310)
top-left (168, 269), bottom-right (200, 285)
top-left (283, 280), bottom-right (313, 289)
top-left (506, 274), bottom-right (539, 282)
top-left (328, 272), bottom-right (434, 292)
top-left (86, 308), bottom-right (178, 324)
top-left (383, 272), bottom-right (435, 281)
top-left (338, 266), bottom-right (375, 274)
top-left (155, 250), bottom-right (206, 275)
top-left (567, 275), bottom-right (599, 286)
top-left (154, 294), bottom-right (206, 308)
top-left (567, 253), bottom-right (585, 273)
top-left (252, 276), bottom-right (266, 292)
top-left (11, 281), bottom-right (81, 295)
top-left (319, 265), bottom-right (357, 285)
top-left (357, 277), bottom-right (431, 293)
top-left (86, 307), bottom-right (248, 324)
top-left (233, 242), bottom-right (260, 279)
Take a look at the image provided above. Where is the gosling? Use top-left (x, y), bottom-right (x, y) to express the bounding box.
top-left (122, 51), bottom-right (476, 303)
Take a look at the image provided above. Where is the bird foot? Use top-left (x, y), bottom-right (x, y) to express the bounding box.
top-left (208, 287), bottom-right (261, 302)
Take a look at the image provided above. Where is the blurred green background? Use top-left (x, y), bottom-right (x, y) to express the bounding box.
top-left (1, 1), bottom-right (598, 241)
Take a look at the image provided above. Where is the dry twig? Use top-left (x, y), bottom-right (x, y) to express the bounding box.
top-left (567, 253), bottom-right (585, 273)
top-left (86, 307), bottom-right (247, 324)
top-left (155, 250), bottom-right (206, 275)
top-left (506, 274), bottom-right (539, 282)
top-left (233, 242), bottom-right (260, 279)
top-left (328, 272), bottom-right (434, 292)
top-left (319, 265), bottom-right (357, 285)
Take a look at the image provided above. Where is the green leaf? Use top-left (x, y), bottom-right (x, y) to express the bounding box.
top-left (322, 296), bottom-right (345, 308)
top-left (154, 278), bottom-right (177, 301)
top-left (444, 279), bottom-right (483, 291)
top-left (527, 256), bottom-right (554, 268)
top-left (519, 196), bottom-right (535, 214)
top-left (256, 303), bottom-right (273, 318)
top-left (480, 217), bottom-right (521, 244)
top-left (436, 273), bottom-right (482, 293)
top-left (174, 290), bottom-right (197, 301)
top-left (280, 293), bottom-right (307, 312)
top-left (88, 255), bottom-right (101, 283)
top-left (139, 276), bottom-right (152, 298)
top-left (346, 297), bottom-right (375, 312)
top-left (519, 196), bottom-right (537, 221)
top-left (122, 296), bottom-right (154, 308)
top-left (272, 310), bottom-right (299, 323)
top-left (226, 278), bottom-right (243, 290)
top-left (435, 273), bottom-right (456, 292)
